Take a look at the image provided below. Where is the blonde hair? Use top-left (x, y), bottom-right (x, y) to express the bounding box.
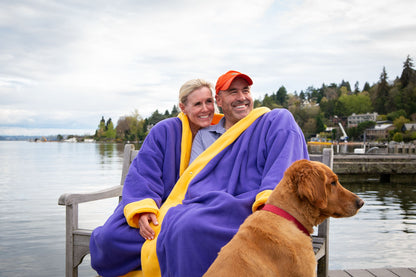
top-left (179, 79), bottom-right (213, 105)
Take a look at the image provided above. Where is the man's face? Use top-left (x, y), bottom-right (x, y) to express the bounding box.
top-left (216, 77), bottom-right (253, 129)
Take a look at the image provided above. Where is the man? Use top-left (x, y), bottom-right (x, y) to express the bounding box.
top-left (190, 70), bottom-right (254, 162)
top-left (138, 70), bottom-right (309, 277)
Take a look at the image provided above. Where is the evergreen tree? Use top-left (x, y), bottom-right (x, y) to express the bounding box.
top-left (105, 118), bottom-right (113, 131)
top-left (316, 113), bottom-right (326, 133)
top-left (340, 80), bottom-right (351, 92)
top-left (171, 105), bottom-right (180, 116)
top-left (99, 116), bottom-right (105, 130)
top-left (147, 110), bottom-right (165, 125)
top-left (105, 119), bottom-right (116, 139)
top-left (375, 67), bottom-right (390, 114)
top-left (400, 55), bottom-right (415, 88)
top-left (276, 86), bottom-right (288, 108)
top-left (299, 91), bottom-right (306, 103)
top-left (95, 116), bottom-right (106, 139)
top-left (354, 81), bottom-right (360, 94)
top-left (262, 93), bottom-right (274, 108)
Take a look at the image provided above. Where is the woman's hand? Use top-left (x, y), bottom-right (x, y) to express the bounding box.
top-left (138, 212), bottom-right (159, 240)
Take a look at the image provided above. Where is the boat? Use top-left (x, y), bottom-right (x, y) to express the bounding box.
top-left (307, 137), bottom-right (333, 145)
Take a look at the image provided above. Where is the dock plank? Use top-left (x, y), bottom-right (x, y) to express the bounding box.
top-left (367, 268), bottom-right (399, 277)
top-left (389, 267), bottom-right (416, 277)
top-left (329, 270), bottom-right (353, 277)
top-left (345, 269), bottom-right (376, 277)
top-left (329, 268), bottom-right (416, 277)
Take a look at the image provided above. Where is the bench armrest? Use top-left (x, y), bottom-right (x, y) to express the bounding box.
top-left (58, 185), bottom-right (123, 206)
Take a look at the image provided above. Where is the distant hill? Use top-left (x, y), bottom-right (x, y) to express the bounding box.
top-left (0, 135), bottom-right (59, 141)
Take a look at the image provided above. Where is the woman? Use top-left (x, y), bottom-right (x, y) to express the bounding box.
top-left (90, 79), bottom-right (221, 277)
top-left (137, 79), bottom-right (218, 241)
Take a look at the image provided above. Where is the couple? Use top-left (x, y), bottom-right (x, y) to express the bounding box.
top-left (90, 70), bottom-right (309, 277)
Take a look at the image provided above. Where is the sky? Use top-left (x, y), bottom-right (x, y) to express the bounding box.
top-left (1, 0), bottom-right (415, 136)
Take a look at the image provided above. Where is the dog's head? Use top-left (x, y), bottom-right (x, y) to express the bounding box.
top-left (286, 159), bottom-right (364, 218)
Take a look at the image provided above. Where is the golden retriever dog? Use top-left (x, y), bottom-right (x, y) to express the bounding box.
top-left (204, 159), bottom-right (364, 277)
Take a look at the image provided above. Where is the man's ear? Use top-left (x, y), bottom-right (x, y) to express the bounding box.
top-left (215, 94), bottom-right (222, 108)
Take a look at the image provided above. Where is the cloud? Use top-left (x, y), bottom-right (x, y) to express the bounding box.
top-left (0, 0), bottom-right (415, 135)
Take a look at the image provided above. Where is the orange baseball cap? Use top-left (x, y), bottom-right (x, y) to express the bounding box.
top-left (215, 70), bottom-right (253, 95)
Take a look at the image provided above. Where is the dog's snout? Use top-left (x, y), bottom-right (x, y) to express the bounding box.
top-left (356, 198), bottom-right (364, 209)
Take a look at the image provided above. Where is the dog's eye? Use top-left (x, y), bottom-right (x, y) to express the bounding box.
top-left (331, 181), bottom-right (337, 186)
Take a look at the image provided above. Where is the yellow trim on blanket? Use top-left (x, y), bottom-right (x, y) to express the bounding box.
top-left (178, 112), bottom-right (192, 177)
top-left (252, 190), bottom-right (273, 212)
top-left (124, 199), bottom-right (160, 228)
top-left (141, 107), bottom-right (270, 277)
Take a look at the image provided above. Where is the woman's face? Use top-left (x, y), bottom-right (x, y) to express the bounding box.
top-left (180, 86), bottom-right (215, 129)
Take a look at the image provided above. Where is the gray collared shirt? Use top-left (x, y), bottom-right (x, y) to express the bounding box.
top-left (189, 117), bottom-right (226, 164)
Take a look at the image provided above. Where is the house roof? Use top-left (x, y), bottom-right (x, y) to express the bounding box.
top-left (369, 124), bottom-right (393, 130)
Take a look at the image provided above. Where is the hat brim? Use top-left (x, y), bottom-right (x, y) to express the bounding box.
top-left (216, 73), bottom-right (253, 94)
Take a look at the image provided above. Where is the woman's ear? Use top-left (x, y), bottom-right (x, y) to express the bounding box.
top-left (179, 102), bottom-right (186, 113)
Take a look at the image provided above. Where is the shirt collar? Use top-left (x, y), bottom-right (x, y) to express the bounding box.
top-left (206, 117), bottom-right (226, 135)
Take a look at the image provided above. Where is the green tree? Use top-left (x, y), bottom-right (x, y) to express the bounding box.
top-left (299, 91), bottom-right (306, 102)
top-left (116, 110), bottom-right (145, 142)
top-left (340, 80), bottom-right (351, 92)
top-left (354, 81), bottom-right (360, 94)
top-left (316, 113), bottom-right (326, 133)
top-left (95, 116), bottom-right (106, 139)
top-left (387, 110), bottom-right (407, 121)
top-left (171, 105), bottom-right (180, 116)
top-left (260, 93), bottom-right (280, 109)
top-left (334, 100), bottom-right (348, 117)
top-left (400, 55), bottom-right (415, 88)
top-left (337, 93), bottom-right (373, 115)
top-left (276, 86), bottom-right (289, 108)
top-left (374, 67), bottom-right (390, 114)
top-left (105, 118), bottom-right (116, 139)
top-left (393, 116), bottom-right (410, 132)
top-left (253, 99), bottom-right (262, 108)
top-left (392, 132), bottom-right (403, 142)
top-left (147, 110), bottom-right (165, 125)
top-left (363, 82), bottom-right (371, 92)
top-left (319, 97), bottom-right (336, 118)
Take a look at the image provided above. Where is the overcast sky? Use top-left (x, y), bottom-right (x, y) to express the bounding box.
top-left (1, 0), bottom-right (415, 136)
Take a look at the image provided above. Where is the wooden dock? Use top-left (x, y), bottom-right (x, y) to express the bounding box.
top-left (329, 267), bottom-right (416, 277)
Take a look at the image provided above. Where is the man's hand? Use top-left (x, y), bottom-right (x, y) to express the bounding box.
top-left (138, 212), bottom-right (159, 240)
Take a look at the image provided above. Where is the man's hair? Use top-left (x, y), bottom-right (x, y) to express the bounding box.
top-left (179, 79), bottom-right (213, 105)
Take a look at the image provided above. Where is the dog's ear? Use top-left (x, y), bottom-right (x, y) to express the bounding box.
top-left (290, 160), bottom-right (328, 209)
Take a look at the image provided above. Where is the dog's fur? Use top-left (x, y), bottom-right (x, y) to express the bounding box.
top-left (204, 159), bottom-right (364, 277)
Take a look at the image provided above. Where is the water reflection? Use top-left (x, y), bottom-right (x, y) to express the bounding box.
top-left (330, 181), bottom-right (416, 269)
top-left (343, 182), bottom-right (416, 234)
top-left (96, 143), bottom-right (126, 165)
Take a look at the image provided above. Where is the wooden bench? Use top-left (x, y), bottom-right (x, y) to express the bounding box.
top-left (59, 144), bottom-right (333, 277)
top-left (310, 147), bottom-right (333, 277)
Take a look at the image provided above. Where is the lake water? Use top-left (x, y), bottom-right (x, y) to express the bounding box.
top-left (0, 141), bottom-right (415, 276)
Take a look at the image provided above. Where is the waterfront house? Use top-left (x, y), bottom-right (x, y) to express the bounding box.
top-left (366, 123), bottom-right (395, 140)
top-left (348, 112), bottom-right (378, 127)
top-left (402, 123), bottom-right (416, 132)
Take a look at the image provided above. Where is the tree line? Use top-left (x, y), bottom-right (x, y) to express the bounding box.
top-left (94, 55), bottom-right (416, 144)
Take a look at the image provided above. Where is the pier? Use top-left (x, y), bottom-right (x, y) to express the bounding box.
top-left (332, 154), bottom-right (416, 183)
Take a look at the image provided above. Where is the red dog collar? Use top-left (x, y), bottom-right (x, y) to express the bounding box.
top-left (261, 204), bottom-right (310, 236)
